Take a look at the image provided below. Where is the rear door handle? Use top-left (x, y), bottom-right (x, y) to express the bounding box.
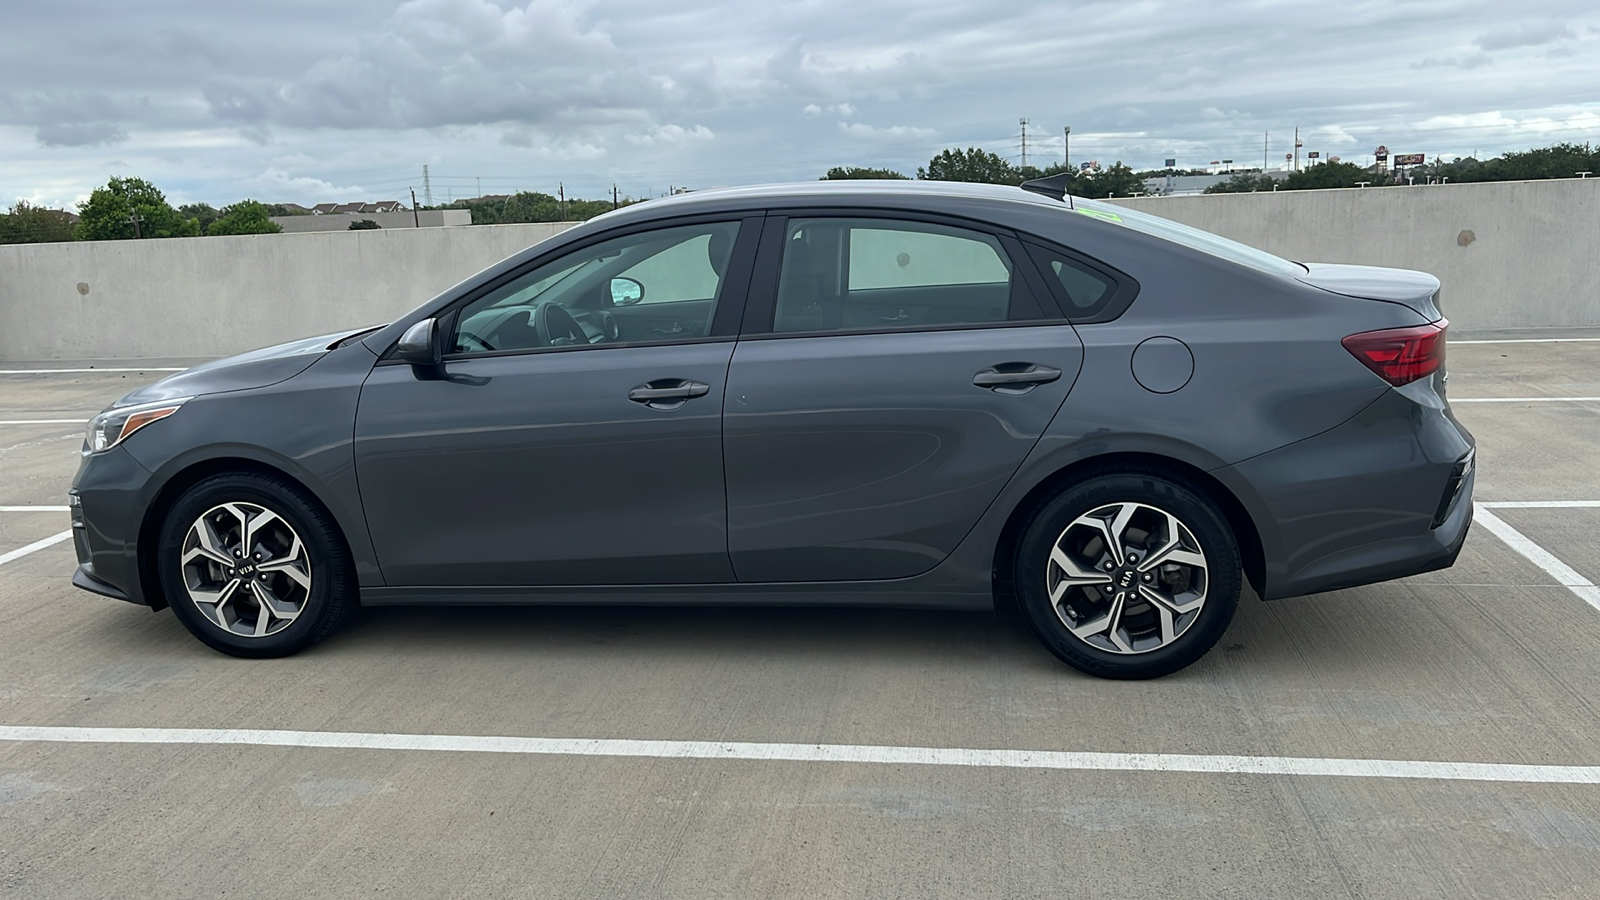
top-left (628, 379), bottom-right (710, 408)
top-left (972, 365), bottom-right (1063, 389)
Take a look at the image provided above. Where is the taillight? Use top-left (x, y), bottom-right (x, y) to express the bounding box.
top-left (1341, 319), bottom-right (1447, 387)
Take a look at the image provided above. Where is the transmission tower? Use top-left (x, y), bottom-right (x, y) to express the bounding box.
top-left (1019, 118), bottom-right (1030, 169)
top-left (423, 165), bottom-right (433, 206)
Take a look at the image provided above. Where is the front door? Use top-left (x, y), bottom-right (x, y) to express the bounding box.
top-left (355, 218), bottom-right (756, 586)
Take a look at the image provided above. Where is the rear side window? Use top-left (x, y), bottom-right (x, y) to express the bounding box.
top-left (772, 218), bottom-right (1042, 334)
top-left (1024, 242), bottom-right (1128, 321)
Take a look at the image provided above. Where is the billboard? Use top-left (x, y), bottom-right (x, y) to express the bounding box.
top-left (1164, 158), bottom-right (1176, 168)
top-left (1375, 145), bottom-right (1389, 162)
top-left (1393, 153), bottom-right (1426, 166)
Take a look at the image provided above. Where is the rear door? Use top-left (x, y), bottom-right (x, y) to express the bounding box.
top-left (723, 213), bottom-right (1085, 582)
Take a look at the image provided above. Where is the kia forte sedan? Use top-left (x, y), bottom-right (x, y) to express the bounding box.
top-left (69, 178), bottom-right (1474, 678)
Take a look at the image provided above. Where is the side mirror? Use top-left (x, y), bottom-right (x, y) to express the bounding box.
top-left (394, 318), bottom-right (441, 366)
top-left (610, 277), bottom-right (644, 306)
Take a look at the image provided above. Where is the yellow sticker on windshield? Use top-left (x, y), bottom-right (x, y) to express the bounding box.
top-left (1075, 208), bottom-right (1123, 223)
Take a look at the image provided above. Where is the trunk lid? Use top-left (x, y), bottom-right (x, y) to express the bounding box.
top-left (1297, 263), bottom-right (1442, 322)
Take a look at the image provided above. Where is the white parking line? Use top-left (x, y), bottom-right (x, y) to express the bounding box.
top-left (1452, 397), bottom-right (1600, 404)
top-left (1473, 504), bottom-right (1600, 613)
top-left (1454, 338), bottom-right (1600, 345)
top-left (0, 531), bottom-right (72, 568)
top-left (0, 368), bottom-right (186, 375)
top-left (0, 506), bottom-right (70, 512)
top-left (0, 419), bottom-right (89, 425)
top-left (0, 725), bottom-right (1597, 784)
top-left (1479, 501), bottom-right (1600, 509)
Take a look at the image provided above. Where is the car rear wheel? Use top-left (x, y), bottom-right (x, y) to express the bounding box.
top-left (156, 472), bottom-right (356, 658)
top-left (1013, 470), bottom-right (1241, 679)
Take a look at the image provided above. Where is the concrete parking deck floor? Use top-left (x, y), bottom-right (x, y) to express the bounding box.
top-left (4, 340), bottom-right (1600, 899)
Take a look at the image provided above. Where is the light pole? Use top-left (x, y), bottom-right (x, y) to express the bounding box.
top-left (1063, 126), bottom-right (1070, 169)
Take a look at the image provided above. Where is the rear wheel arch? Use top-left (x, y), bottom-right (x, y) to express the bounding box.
top-left (137, 457), bottom-right (352, 611)
top-left (993, 451), bottom-right (1265, 601)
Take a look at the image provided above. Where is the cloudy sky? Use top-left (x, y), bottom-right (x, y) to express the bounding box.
top-left (3, 0), bottom-right (1597, 208)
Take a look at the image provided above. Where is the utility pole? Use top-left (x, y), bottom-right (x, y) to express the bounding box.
top-left (1263, 132), bottom-right (1269, 172)
top-left (475, 176), bottom-right (481, 200)
top-left (409, 189), bottom-right (420, 227)
top-left (1019, 118), bottom-right (1029, 169)
top-left (1293, 125), bottom-right (1301, 172)
top-left (422, 165), bottom-right (432, 207)
top-left (1063, 126), bottom-right (1070, 168)
top-left (126, 209), bottom-right (144, 239)
top-left (612, 183), bottom-right (619, 210)
top-left (559, 183), bottom-right (566, 221)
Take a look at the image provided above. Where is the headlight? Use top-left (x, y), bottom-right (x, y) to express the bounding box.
top-left (83, 398), bottom-right (191, 454)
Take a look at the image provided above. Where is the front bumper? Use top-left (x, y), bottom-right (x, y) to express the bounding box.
top-left (68, 445), bottom-right (158, 608)
top-left (1218, 388), bottom-right (1476, 600)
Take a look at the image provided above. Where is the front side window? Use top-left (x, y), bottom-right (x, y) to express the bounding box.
top-left (772, 218), bottom-right (1035, 334)
top-left (449, 221), bottom-right (741, 354)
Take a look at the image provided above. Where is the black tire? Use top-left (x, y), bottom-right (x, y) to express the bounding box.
top-left (156, 471), bottom-right (356, 658)
top-left (1013, 469), bottom-right (1241, 679)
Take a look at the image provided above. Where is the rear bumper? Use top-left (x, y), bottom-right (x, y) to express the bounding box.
top-left (1218, 389), bottom-right (1475, 600)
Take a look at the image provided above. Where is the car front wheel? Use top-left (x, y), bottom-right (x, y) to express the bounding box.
top-left (1013, 470), bottom-right (1241, 679)
top-left (156, 471), bottom-right (356, 658)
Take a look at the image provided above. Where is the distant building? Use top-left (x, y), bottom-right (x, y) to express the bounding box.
top-left (305, 201), bottom-right (406, 215)
top-left (269, 209), bottom-right (472, 233)
top-left (1141, 170), bottom-right (1289, 196)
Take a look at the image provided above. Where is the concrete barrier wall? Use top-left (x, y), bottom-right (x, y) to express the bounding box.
top-left (3, 178), bottom-right (1597, 360)
top-left (1109, 178), bottom-right (1600, 332)
top-left (1, 222), bottom-right (577, 360)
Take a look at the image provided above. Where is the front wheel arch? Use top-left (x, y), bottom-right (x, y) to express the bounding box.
top-left (137, 458), bottom-right (353, 611)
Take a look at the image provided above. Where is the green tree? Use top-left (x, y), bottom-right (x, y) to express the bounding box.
top-left (0, 201), bottom-right (77, 244)
top-left (1282, 161), bottom-right (1377, 191)
top-left (1071, 162), bottom-right (1147, 199)
top-left (347, 219), bottom-right (381, 230)
top-left (451, 190), bottom-right (632, 225)
top-left (822, 166), bottom-right (909, 180)
top-left (75, 176), bottom-right (199, 240)
top-left (207, 200), bottom-right (282, 236)
top-left (178, 202), bottom-right (220, 234)
top-left (917, 147), bottom-right (1020, 184)
top-left (1204, 172), bottom-right (1279, 194)
top-left (1448, 142), bottom-right (1600, 183)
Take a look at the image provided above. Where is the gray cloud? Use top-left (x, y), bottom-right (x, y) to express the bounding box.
top-left (1477, 21), bottom-right (1575, 50)
top-left (1, 0), bottom-right (1598, 208)
top-left (35, 122), bottom-right (128, 147)
top-left (204, 0), bottom-right (683, 130)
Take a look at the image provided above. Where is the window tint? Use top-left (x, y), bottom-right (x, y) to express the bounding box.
top-left (773, 218), bottom-right (1031, 334)
top-left (847, 227), bottom-right (1011, 290)
top-left (617, 233), bottom-right (723, 303)
top-left (1024, 243), bottom-right (1120, 319)
top-left (449, 221), bottom-right (740, 355)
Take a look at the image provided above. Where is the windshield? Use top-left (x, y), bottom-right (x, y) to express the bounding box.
top-left (1070, 199), bottom-right (1305, 277)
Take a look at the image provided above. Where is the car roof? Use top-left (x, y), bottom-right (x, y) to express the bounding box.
top-left (591, 180), bottom-right (1081, 226)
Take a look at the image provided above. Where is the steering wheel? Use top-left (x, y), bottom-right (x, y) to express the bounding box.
top-left (534, 301), bottom-right (588, 347)
top-left (456, 331), bottom-right (495, 353)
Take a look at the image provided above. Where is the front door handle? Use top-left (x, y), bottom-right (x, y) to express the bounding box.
top-left (628, 379), bottom-right (710, 409)
top-left (972, 364), bottom-right (1063, 390)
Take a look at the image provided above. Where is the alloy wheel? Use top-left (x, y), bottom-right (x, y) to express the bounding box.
top-left (1045, 501), bottom-right (1209, 654)
top-left (180, 502), bottom-right (312, 638)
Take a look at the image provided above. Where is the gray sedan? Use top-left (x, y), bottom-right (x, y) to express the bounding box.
top-left (69, 179), bottom-right (1474, 678)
